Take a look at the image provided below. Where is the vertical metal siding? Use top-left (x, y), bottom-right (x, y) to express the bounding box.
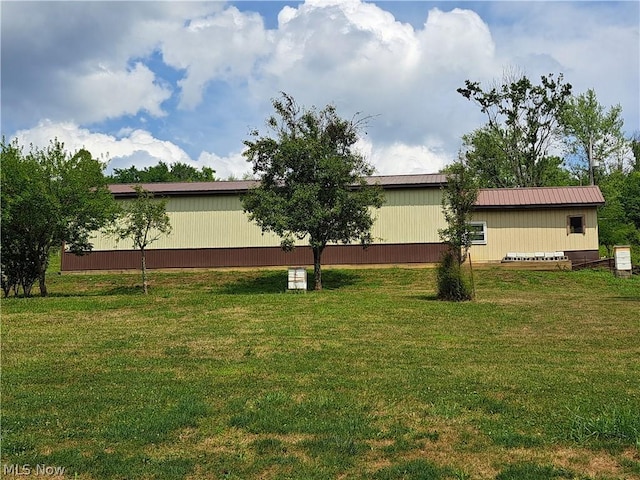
top-left (81, 189), bottom-right (600, 268)
top-left (89, 189), bottom-right (447, 251)
top-left (470, 208), bottom-right (600, 261)
top-left (61, 243), bottom-right (448, 271)
top-left (372, 189), bottom-right (445, 243)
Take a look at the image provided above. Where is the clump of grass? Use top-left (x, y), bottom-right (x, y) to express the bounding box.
top-left (229, 391), bottom-right (375, 438)
top-left (251, 437), bottom-right (287, 455)
top-left (567, 404), bottom-right (640, 447)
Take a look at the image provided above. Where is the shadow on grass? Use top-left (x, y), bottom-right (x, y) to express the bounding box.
top-left (219, 271), bottom-right (286, 295)
top-left (42, 285), bottom-right (144, 298)
top-left (409, 294), bottom-right (440, 302)
top-left (612, 295), bottom-right (640, 302)
top-left (321, 270), bottom-right (361, 290)
top-left (218, 269), bottom-right (361, 295)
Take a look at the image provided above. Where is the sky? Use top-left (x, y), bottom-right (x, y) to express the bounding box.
top-left (1, 0), bottom-right (639, 179)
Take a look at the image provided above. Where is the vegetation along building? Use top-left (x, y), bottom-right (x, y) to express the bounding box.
top-left (61, 174), bottom-right (605, 272)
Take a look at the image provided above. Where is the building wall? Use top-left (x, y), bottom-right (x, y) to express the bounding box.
top-left (469, 208), bottom-right (600, 262)
top-left (90, 194), bottom-right (281, 250)
top-left (88, 188), bottom-right (446, 250)
top-left (61, 243), bottom-right (449, 271)
top-left (63, 187), bottom-right (601, 271)
top-left (372, 187), bottom-right (446, 243)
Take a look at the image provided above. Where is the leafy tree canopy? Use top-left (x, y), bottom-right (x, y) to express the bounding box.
top-left (242, 93), bottom-right (384, 290)
top-left (458, 71), bottom-right (572, 187)
top-left (1, 139), bottom-right (117, 296)
top-left (561, 88), bottom-right (628, 184)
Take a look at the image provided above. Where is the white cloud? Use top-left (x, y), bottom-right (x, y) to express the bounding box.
top-left (13, 121), bottom-right (192, 172)
top-left (197, 150), bottom-right (251, 180)
top-left (161, 6), bottom-right (271, 109)
top-left (356, 138), bottom-right (450, 175)
top-left (11, 120), bottom-right (253, 180)
top-left (2, 0), bottom-right (637, 179)
top-left (0, 1), bottom-right (222, 129)
top-left (488, 2), bottom-right (639, 127)
top-left (251, 3), bottom-right (496, 157)
top-left (59, 63), bottom-right (172, 123)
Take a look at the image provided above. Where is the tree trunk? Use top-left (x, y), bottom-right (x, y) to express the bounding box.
top-left (38, 254), bottom-right (48, 297)
top-left (141, 248), bottom-right (148, 294)
top-left (22, 280), bottom-right (32, 298)
top-left (313, 246), bottom-right (324, 291)
top-left (38, 271), bottom-right (48, 297)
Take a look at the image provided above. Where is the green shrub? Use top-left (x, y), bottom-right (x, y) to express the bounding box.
top-left (436, 250), bottom-right (473, 301)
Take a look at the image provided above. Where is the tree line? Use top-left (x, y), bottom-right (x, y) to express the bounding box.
top-left (107, 161), bottom-right (216, 184)
top-left (2, 70), bottom-right (638, 297)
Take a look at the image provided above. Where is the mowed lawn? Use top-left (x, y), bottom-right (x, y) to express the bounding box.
top-left (1, 266), bottom-right (639, 480)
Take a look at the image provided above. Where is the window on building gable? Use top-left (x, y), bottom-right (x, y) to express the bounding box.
top-left (568, 215), bottom-right (585, 234)
top-left (467, 221), bottom-right (487, 245)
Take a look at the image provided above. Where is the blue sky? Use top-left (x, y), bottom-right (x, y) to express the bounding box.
top-left (2, 1), bottom-right (638, 179)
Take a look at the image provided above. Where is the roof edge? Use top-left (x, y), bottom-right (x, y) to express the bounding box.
top-left (108, 174), bottom-right (448, 197)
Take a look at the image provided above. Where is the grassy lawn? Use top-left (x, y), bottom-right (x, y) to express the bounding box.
top-left (1, 265), bottom-right (639, 479)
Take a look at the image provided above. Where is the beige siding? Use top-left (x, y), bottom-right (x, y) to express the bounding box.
top-left (372, 188), bottom-right (445, 243)
top-left (90, 188), bottom-right (446, 251)
top-left (88, 189), bottom-right (598, 263)
top-left (469, 208), bottom-right (599, 261)
top-left (91, 195), bottom-right (283, 250)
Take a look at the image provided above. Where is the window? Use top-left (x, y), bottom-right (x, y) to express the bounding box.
top-left (568, 215), bottom-right (585, 234)
top-left (467, 221), bottom-right (487, 245)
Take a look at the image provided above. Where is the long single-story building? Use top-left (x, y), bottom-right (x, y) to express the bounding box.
top-left (61, 174), bottom-right (605, 272)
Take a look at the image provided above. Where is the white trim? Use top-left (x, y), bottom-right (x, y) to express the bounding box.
top-left (468, 221), bottom-right (487, 245)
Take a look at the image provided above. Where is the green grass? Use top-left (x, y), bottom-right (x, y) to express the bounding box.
top-left (2, 266), bottom-right (639, 479)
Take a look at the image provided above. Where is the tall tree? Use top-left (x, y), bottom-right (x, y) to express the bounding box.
top-left (458, 71), bottom-right (572, 187)
top-left (242, 93), bottom-right (384, 290)
top-left (109, 186), bottom-right (172, 294)
top-left (622, 171), bottom-right (640, 234)
top-left (1, 139), bottom-right (117, 296)
top-left (561, 88), bottom-right (628, 184)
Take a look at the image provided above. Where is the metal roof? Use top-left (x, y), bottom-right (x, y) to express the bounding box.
top-left (108, 173), bottom-right (447, 197)
top-left (475, 185), bottom-right (605, 208)
top-left (108, 175), bottom-right (605, 208)
top-left (364, 174), bottom-right (447, 187)
top-left (108, 180), bottom-right (258, 197)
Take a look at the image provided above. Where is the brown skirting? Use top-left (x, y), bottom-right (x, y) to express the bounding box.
top-left (61, 243), bottom-right (450, 272)
top-left (564, 249), bottom-right (600, 264)
top-left (61, 245), bottom-right (601, 272)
